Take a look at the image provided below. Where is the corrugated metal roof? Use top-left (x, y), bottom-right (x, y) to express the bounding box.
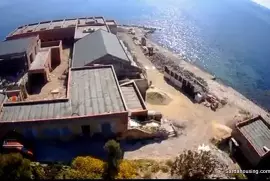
top-left (0, 37), bottom-right (36, 57)
top-left (238, 117), bottom-right (270, 156)
top-left (70, 66), bottom-right (126, 116)
top-left (72, 29), bottom-right (129, 68)
top-left (120, 82), bottom-right (145, 111)
top-left (0, 66), bottom-right (126, 122)
top-left (0, 101), bottom-right (72, 121)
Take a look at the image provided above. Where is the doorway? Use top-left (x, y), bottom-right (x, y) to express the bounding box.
top-left (81, 125), bottom-right (90, 136)
top-left (101, 123), bottom-right (113, 137)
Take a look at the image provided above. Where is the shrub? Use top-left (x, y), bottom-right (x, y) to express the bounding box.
top-left (151, 163), bottom-right (160, 173)
top-left (143, 171), bottom-right (152, 179)
top-left (32, 165), bottom-right (46, 179)
top-left (71, 156), bottom-right (104, 179)
top-left (165, 159), bottom-right (173, 167)
top-left (56, 168), bottom-right (82, 179)
top-left (232, 173), bottom-right (247, 179)
top-left (133, 159), bottom-right (157, 172)
top-left (117, 160), bottom-right (137, 179)
top-left (0, 153), bottom-right (32, 180)
top-left (103, 139), bottom-right (122, 179)
top-left (170, 150), bottom-right (220, 179)
top-left (160, 165), bottom-right (169, 173)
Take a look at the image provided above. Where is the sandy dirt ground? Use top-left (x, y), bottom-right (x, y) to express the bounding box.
top-left (25, 47), bottom-right (70, 101)
top-left (117, 27), bottom-right (267, 163)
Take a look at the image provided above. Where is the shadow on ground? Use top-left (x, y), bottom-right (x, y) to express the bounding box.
top-left (33, 138), bottom-right (164, 164)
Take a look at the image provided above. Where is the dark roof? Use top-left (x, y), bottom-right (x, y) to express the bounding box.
top-left (120, 81), bottom-right (146, 111)
top-left (0, 100), bottom-right (72, 122)
top-left (72, 29), bottom-right (129, 68)
top-left (0, 37), bottom-right (36, 57)
top-left (237, 116), bottom-right (270, 156)
top-left (0, 65), bottom-right (126, 122)
top-left (70, 66), bottom-right (126, 116)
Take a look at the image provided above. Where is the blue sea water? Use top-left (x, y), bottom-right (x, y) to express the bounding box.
top-left (1, 0), bottom-right (270, 110)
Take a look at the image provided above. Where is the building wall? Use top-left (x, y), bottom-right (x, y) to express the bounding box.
top-left (7, 112), bottom-right (128, 141)
top-left (40, 40), bottom-right (63, 67)
top-left (88, 55), bottom-right (141, 79)
top-left (232, 129), bottom-right (262, 166)
top-left (134, 79), bottom-right (148, 99)
top-left (108, 25), bottom-right (117, 35)
top-left (7, 27), bottom-right (75, 42)
top-left (26, 36), bottom-right (40, 69)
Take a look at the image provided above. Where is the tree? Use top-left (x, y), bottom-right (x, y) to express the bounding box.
top-left (103, 139), bottom-right (122, 179)
top-left (0, 153), bottom-right (32, 180)
top-left (170, 150), bottom-right (220, 179)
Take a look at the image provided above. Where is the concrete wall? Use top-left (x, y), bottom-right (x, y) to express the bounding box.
top-left (41, 40), bottom-right (63, 67)
top-left (7, 27), bottom-right (75, 42)
top-left (119, 128), bottom-right (157, 140)
top-left (232, 129), bottom-right (262, 166)
top-left (88, 55), bottom-right (142, 79)
top-left (108, 25), bottom-right (117, 35)
top-left (4, 112), bottom-right (128, 141)
top-left (26, 36), bottom-right (40, 68)
top-left (134, 79), bottom-right (148, 99)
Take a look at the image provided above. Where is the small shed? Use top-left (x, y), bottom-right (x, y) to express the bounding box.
top-left (232, 116), bottom-right (270, 166)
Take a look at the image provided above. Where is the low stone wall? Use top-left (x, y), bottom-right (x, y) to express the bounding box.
top-left (134, 78), bottom-right (148, 99)
top-left (119, 128), bottom-right (156, 140)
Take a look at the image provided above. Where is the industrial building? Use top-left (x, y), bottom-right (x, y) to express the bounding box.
top-left (0, 17), bottom-right (148, 142)
top-left (72, 29), bottom-right (142, 79)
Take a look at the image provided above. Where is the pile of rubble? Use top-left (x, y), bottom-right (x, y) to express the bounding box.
top-left (202, 94), bottom-right (226, 111)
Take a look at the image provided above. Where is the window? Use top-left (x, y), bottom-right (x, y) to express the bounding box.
top-left (175, 73), bottom-right (179, 80)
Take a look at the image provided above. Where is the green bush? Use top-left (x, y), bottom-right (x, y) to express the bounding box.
top-left (232, 173), bottom-right (247, 179)
top-left (151, 163), bottom-right (160, 173)
top-left (165, 159), bottom-right (173, 167)
top-left (32, 165), bottom-right (46, 179)
top-left (57, 156), bottom-right (105, 179)
top-left (170, 150), bottom-right (221, 179)
top-left (116, 160), bottom-right (137, 179)
top-left (103, 139), bottom-right (122, 179)
top-left (0, 153), bottom-right (32, 180)
top-left (160, 165), bottom-right (169, 173)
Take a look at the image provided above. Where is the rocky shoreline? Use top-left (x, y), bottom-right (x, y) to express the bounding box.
top-left (119, 25), bottom-right (269, 118)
